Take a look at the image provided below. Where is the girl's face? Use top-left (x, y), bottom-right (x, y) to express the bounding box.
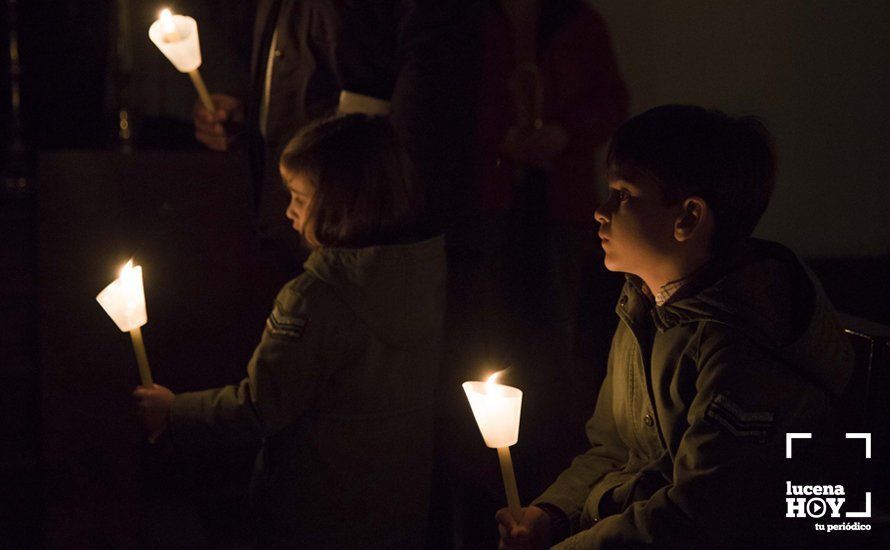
top-left (280, 168), bottom-right (315, 236)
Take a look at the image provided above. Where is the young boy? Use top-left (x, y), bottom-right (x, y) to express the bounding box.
top-left (496, 105), bottom-right (854, 549)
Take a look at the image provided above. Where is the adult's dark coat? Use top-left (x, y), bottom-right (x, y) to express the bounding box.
top-left (248, 0), bottom-right (471, 241)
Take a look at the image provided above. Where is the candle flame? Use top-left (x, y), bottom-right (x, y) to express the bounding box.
top-left (119, 258), bottom-right (135, 279)
top-left (485, 370), bottom-right (504, 396)
top-left (119, 259), bottom-right (142, 303)
top-left (160, 8), bottom-right (177, 36)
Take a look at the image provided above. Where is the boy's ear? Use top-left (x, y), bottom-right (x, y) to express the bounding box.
top-left (674, 196), bottom-right (710, 242)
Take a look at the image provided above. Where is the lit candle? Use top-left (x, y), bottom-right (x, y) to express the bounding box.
top-left (159, 8), bottom-right (179, 42)
top-left (149, 7), bottom-right (214, 111)
top-left (96, 259), bottom-right (153, 387)
top-left (463, 371), bottom-right (524, 522)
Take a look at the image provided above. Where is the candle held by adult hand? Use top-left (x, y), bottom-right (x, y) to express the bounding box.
top-left (148, 7), bottom-right (214, 111)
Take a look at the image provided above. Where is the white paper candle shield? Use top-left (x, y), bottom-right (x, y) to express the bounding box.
top-left (463, 380), bottom-right (522, 448)
top-left (96, 261), bottom-right (148, 332)
top-left (149, 12), bottom-right (202, 73)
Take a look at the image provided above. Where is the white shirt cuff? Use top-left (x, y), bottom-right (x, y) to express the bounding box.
top-left (337, 90), bottom-right (391, 116)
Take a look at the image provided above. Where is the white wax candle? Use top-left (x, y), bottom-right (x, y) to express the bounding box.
top-left (97, 259), bottom-right (154, 387)
top-left (149, 9), bottom-right (202, 73)
top-left (462, 374), bottom-right (522, 448)
top-left (463, 372), bottom-right (524, 521)
top-left (149, 8), bottom-right (214, 111)
top-left (97, 260), bottom-right (147, 332)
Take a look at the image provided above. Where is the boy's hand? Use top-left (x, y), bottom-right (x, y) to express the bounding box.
top-left (193, 94), bottom-right (244, 151)
top-left (132, 384), bottom-right (175, 441)
top-left (496, 505), bottom-right (552, 549)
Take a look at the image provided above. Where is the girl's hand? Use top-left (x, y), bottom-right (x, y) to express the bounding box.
top-left (132, 384), bottom-right (175, 441)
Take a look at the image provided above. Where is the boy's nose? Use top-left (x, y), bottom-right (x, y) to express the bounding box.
top-left (594, 205), bottom-right (609, 224)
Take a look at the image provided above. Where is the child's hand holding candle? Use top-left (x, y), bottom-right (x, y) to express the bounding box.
top-left (133, 384), bottom-right (175, 441)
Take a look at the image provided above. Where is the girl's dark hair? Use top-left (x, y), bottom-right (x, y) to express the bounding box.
top-left (279, 114), bottom-right (424, 248)
top-left (606, 105), bottom-right (777, 252)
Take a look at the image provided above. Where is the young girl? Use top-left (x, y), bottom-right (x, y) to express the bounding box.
top-left (134, 114), bottom-right (445, 548)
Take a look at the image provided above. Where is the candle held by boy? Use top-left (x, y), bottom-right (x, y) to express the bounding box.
top-left (463, 371), bottom-right (524, 522)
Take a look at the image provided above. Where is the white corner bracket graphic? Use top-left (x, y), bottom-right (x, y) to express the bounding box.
top-left (846, 432), bottom-right (871, 459)
top-left (845, 433), bottom-right (872, 518)
top-left (846, 492), bottom-right (871, 518)
top-left (786, 433), bottom-right (812, 459)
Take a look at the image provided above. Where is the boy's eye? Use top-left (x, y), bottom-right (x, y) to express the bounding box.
top-left (611, 189), bottom-right (630, 202)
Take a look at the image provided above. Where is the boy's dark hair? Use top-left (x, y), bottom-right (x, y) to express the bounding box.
top-left (606, 105), bottom-right (777, 251)
top-left (279, 114), bottom-right (424, 248)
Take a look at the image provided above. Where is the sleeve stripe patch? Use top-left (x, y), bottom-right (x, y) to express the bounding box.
top-left (712, 393), bottom-right (774, 423)
top-left (705, 394), bottom-right (774, 439)
top-left (266, 310), bottom-right (308, 339)
top-left (709, 402), bottom-right (772, 429)
top-left (707, 405), bottom-right (770, 435)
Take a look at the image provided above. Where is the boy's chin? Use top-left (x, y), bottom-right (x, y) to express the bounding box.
top-left (602, 254), bottom-right (622, 273)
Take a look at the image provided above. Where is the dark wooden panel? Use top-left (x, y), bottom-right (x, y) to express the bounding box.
top-left (38, 149), bottom-right (278, 548)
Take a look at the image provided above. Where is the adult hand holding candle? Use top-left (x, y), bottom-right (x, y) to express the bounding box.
top-left (149, 8), bottom-right (214, 112)
top-left (96, 259), bottom-right (153, 387)
top-left (463, 371), bottom-right (524, 522)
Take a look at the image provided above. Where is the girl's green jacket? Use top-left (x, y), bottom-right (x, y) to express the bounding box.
top-left (170, 236), bottom-right (445, 548)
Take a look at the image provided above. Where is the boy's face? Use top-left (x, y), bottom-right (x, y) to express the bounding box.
top-left (595, 178), bottom-right (682, 278)
top-left (280, 168), bottom-right (315, 236)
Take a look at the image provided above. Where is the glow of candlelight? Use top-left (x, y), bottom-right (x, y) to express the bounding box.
top-left (148, 8), bottom-right (202, 72)
top-left (486, 370), bottom-right (504, 397)
top-left (96, 258), bottom-right (148, 333)
top-left (160, 8), bottom-right (177, 38)
top-left (462, 371), bottom-right (521, 449)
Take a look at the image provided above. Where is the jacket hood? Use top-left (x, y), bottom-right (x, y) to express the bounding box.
top-left (627, 239), bottom-right (853, 396)
top-left (303, 236), bottom-right (446, 348)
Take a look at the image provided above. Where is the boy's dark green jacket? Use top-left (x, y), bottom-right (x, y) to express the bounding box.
top-left (169, 236), bottom-right (446, 548)
top-left (534, 239), bottom-right (854, 549)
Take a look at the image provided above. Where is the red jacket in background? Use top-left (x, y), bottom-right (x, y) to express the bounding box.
top-left (475, 0), bottom-right (629, 228)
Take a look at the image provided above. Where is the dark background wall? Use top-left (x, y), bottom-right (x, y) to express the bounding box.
top-left (12, 1), bottom-right (890, 257)
top-left (597, 0), bottom-right (890, 259)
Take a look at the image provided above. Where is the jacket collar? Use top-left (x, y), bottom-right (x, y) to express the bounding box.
top-left (617, 243), bottom-right (753, 332)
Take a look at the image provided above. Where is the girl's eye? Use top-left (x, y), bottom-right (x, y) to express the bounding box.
top-left (611, 189), bottom-right (629, 203)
